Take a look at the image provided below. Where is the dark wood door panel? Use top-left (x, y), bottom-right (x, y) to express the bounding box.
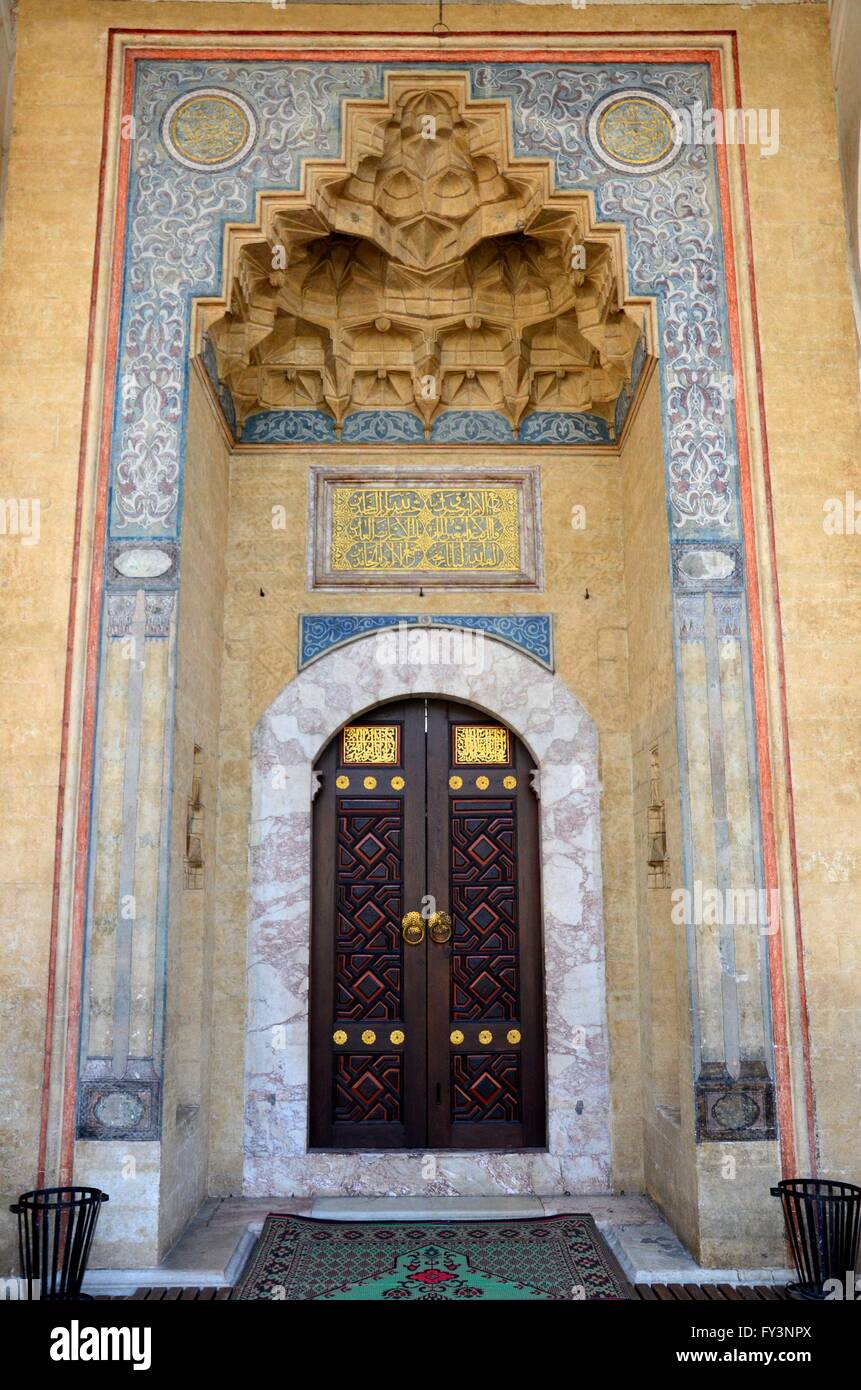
top-left (309, 700), bottom-right (426, 1148)
top-left (426, 700), bottom-right (546, 1150)
top-left (311, 697), bottom-right (546, 1151)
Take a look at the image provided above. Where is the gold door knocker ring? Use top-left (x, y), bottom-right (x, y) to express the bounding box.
top-left (401, 910), bottom-right (425, 945)
top-left (428, 910), bottom-right (453, 944)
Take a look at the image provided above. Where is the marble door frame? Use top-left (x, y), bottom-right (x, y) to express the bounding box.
top-left (245, 628), bottom-right (610, 1195)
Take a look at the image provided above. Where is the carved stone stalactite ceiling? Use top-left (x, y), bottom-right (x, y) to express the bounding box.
top-left (201, 79), bottom-right (648, 440)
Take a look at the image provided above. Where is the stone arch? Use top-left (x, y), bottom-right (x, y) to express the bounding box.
top-left (245, 629), bottom-right (610, 1195)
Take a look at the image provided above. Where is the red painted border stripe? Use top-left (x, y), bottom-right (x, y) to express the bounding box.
top-left (118, 45), bottom-right (721, 64)
top-left (37, 34), bottom-right (118, 1188)
top-left (730, 34), bottom-right (817, 1174)
top-left (705, 55), bottom-right (797, 1181)
top-left (52, 45), bottom-right (137, 1186)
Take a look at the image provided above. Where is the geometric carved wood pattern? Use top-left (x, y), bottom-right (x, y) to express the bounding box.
top-left (311, 701), bottom-right (422, 1148)
top-left (451, 1053), bottom-right (521, 1124)
top-left (335, 1054), bottom-right (402, 1124)
top-left (450, 799), bottom-right (519, 1020)
top-left (335, 799), bottom-right (403, 1021)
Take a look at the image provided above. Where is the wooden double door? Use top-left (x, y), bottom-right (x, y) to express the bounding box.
top-left (310, 698), bottom-right (546, 1150)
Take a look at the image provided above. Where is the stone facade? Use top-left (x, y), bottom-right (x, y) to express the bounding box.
top-left (0, 2), bottom-right (859, 1278)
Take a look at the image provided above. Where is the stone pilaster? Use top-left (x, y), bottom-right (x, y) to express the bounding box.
top-left (77, 562), bottom-right (178, 1142)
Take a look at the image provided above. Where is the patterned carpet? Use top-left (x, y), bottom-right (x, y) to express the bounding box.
top-left (235, 1213), bottom-right (632, 1301)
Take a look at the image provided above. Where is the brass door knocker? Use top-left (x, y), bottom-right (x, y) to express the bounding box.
top-left (401, 910), bottom-right (425, 945)
top-left (428, 910), bottom-right (453, 944)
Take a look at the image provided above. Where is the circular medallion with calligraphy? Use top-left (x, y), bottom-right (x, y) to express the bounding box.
top-left (475, 775), bottom-right (490, 790)
top-left (391, 775), bottom-right (405, 790)
top-left (336, 775), bottom-right (350, 790)
top-left (363, 775), bottom-right (378, 790)
top-left (588, 90), bottom-right (681, 175)
top-left (161, 88), bottom-right (258, 171)
top-left (449, 775), bottom-right (463, 790)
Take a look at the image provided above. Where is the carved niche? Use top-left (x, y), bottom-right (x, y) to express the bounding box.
top-left (196, 74), bottom-right (652, 441)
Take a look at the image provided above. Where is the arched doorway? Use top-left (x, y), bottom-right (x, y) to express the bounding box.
top-left (309, 697), bottom-right (546, 1150)
top-left (245, 628), bottom-right (609, 1195)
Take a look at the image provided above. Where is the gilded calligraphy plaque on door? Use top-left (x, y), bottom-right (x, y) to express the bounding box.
top-left (453, 725), bottom-right (511, 766)
top-left (311, 466), bottom-right (542, 589)
top-left (341, 724), bottom-right (401, 766)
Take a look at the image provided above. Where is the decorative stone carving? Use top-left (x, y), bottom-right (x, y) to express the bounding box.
top-left (77, 1070), bottom-right (161, 1143)
top-left (671, 542), bottom-right (743, 592)
top-left (144, 593), bottom-right (176, 639)
top-left (695, 1063), bottom-right (776, 1143)
top-left (106, 592), bottom-right (136, 638)
top-left (198, 75), bottom-right (649, 441)
top-left (110, 542), bottom-right (177, 584)
top-left (105, 590), bottom-right (176, 639)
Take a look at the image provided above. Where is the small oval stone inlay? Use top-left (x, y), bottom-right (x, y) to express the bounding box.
top-left (114, 547), bottom-right (173, 579)
top-left (678, 549), bottom-right (735, 582)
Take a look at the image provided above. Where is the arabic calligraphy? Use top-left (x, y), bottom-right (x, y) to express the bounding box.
top-left (342, 725), bottom-right (401, 765)
top-left (330, 486), bottom-right (521, 572)
top-left (453, 725), bottom-right (511, 766)
top-left (590, 93), bottom-right (678, 173)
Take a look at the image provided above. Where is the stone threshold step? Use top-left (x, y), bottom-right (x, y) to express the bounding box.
top-left (309, 1196), bottom-right (545, 1220)
top-left (82, 1225), bottom-right (260, 1297)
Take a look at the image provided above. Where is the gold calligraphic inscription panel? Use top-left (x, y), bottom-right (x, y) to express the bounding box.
top-left (341, 725), bottom-right (401, 766)
top-left (453, 725), bottom-right (511, 766)
top-left (331, 486), bottom-right (520, 573)
top-left (312, 467), bottom-right (542, 590)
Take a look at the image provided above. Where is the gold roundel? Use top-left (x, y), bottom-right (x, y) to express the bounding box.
top-left (361, 1029), bottom-right (377, 1045)
top-left (391, 775), bottom-right (405, 790)
top-left (450, 1030), bottom-right (465, 1045)
top-left (332, 1030), bottom-right (347, 1045)
top-left (335, 775), bottom-right (350, 790)
top-left (449, 775), bottom-right (463, 790)
top-left (475, 775), bottom-right (490, 790)
top-left (478, 1029), bottom-right (493, 1045)
top-left (162, 89), bottom-right (258, 172)
top-left (390, 1029), bottom-right (405, 1045)
top-left (363, 775), bottom-right (377, 790)
top-left (503, 775), bottom-right (517, 790)
top-left (507, 1029), bottom-right (522, 1045)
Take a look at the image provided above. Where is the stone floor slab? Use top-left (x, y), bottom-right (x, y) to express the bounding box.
top-left (82, 1192), bottom-right (792, 1295)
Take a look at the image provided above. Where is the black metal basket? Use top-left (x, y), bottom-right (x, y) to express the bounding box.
top-left (771, 1178), bottom-right (861, 1300)
top-left (9, 1186), bottom-right (109, 1301)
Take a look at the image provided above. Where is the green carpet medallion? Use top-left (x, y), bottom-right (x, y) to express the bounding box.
top-left (235, 1214), bottom-right (631, 1301)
